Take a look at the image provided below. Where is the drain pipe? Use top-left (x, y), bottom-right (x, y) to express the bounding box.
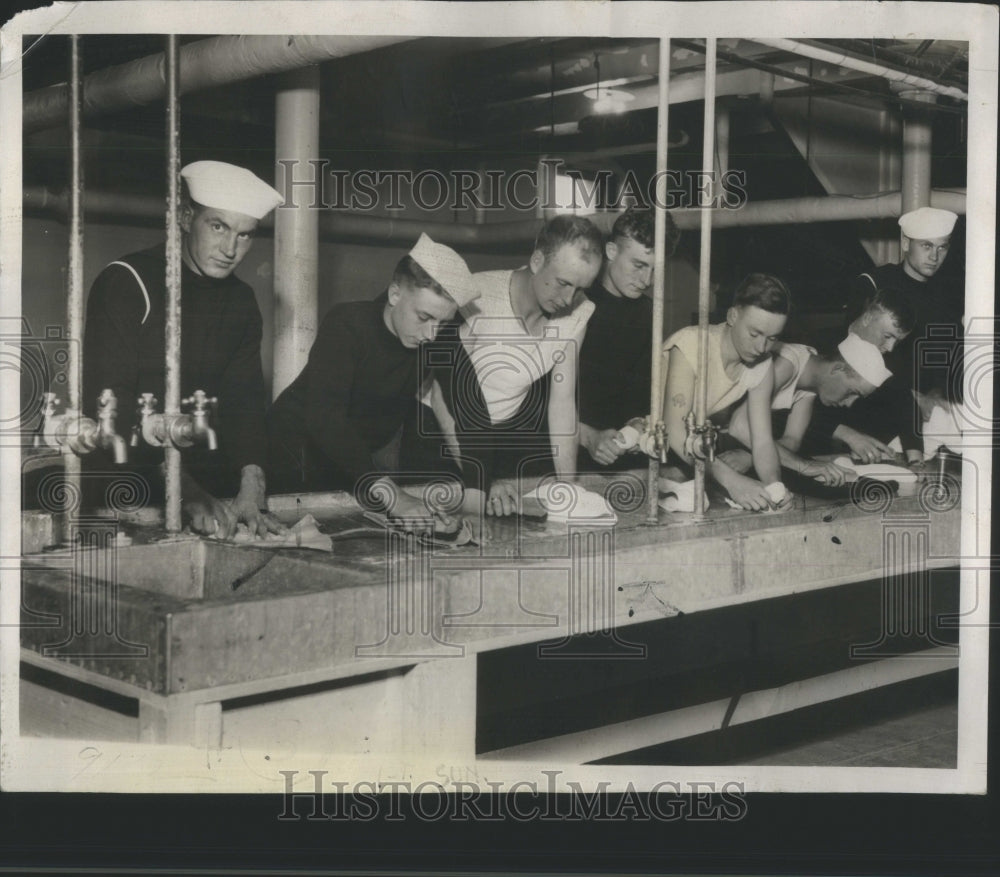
top-left (751, 38), bottom-right (967, 102)
top-left (23, 35), bottom-right (412, 134)
top-left (164, 35), bottom-right (183, 533)
top-left (692, 39), bottom-right (718, 522)
top-left (646, 37), bottom-right (672, 525)
top-left (272, 66), bottom-right (321, 400)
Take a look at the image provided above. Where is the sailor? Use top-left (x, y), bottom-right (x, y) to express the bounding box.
top-left (83, 160), bottom-right (284, 539)
top-left (804, 288), bottom-right (919, 463)
top-left (266, 233), bottom-right (479, 528)
top-left (576, 206), bottom-right (680, 471)
top-left (724, 333), bottom-right (892, 485)
top-left (652, 273), bottom-right (792, 512)
top-left (837, 206), bottom-right (962, 461)
top-left (429, 215), bottom-right (603, 517)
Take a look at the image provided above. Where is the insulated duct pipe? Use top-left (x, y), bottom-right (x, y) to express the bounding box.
top-left (23, 35), bottom-right (412, 134)
top-left (751, 38), bottom-right (968, 102)
top-left (647, 36), bottom-right (672, 525)
top-left (24, 187), bottom-right (967, 240)
top-left (692, 38), bottom-right (717, 522)
top-left (272, 66), bottom-right (320, 400)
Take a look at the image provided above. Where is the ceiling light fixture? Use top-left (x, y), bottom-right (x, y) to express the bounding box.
top-left (584, 53), bottom-right (635, 114)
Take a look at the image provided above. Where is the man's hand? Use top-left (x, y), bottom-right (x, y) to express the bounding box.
top-left (837, 426), bottom-right (894, 464)
top-left (800, 459), bottom-right (855, 487)
top-left (486, 478), bottom-right (520, 517)
top-left (582, 425), bottom-right (627, 466)
top-left (230, 464), bottom-right (286, 539)
top-left (726, 474), bottom-right (775, 512)
top-left (182, 481), bottom-right (237, 539)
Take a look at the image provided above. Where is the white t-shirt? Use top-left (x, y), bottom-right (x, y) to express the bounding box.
top-left (660, 323), bottom-right (771, 420)
top-left (771, 342), bottom-right (817, 411)
top-left (459, 269), bottom-right (595, 424)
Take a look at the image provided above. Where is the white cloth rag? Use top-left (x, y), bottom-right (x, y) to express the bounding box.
top-left (523, 482), bottom-right (618, 524)
top-left (219, 513), bottom-right (333, 551)
top-left (658, 478), bottom-right (708, 513)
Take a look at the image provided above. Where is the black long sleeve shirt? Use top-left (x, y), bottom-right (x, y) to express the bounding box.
top-left (266, 293), bottom-right (419, 487)
top-left (577, 282), bottom-right (653, 431)
top-left (82, 244), bottom-right (268, 485)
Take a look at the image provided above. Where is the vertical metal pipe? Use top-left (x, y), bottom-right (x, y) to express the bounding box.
top-left (646, 37), bottom-right (672, 524)
top-left (272, 66), bottom-right (320, 399)
top-left (164, 34), bottom-right (182, 532)
top-left (65, 35), bottom-right (83, 520)
top-left (692, 38), bottom-right (718, 521)
top-left (900, 90), bottom-right (936, 213)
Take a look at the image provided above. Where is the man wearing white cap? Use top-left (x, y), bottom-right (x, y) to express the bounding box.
top-left (837, 205), bottom-right (963, 461)
top-left (84, 160), bottom-right (285, 539)
top-left (266, 234), bottom-right (479, 527)
top-left (725, 334), bottom-right (892, 485)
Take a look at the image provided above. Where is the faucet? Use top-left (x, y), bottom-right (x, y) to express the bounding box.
top-left (683, 410), bottom-right (718, 463)
top-left (133, 390), bottom-right (218, 451)
top-left (651, 420), bottom-right (668, 464)
top-left (34, 392), bottom-right (99, 457)
top-left (89, 389), bottom-right (128, 463)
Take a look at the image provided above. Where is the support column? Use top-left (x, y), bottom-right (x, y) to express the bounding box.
top-left (272, 66), bottom-right (320, 399)
top-left (899, 89), bottom-right (937, 214)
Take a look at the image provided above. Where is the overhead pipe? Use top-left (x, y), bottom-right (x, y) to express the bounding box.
top-left (24, 186), bottom-right (967, 241)
top-left (646, 37), bottom-right (672, 525)
top-left (692, 38), bottom-right (717, 522)
top-left (23, 35), bottom-right (412, 134)
top-left (272, 66), bottom-right (321, 400)
top-left (751, 38), bottom-right (968, 102)
top-left (164, 35), bottom-right (183, 533)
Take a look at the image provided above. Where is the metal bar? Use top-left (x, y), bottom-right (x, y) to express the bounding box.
top-left (272, 66), bottom-right (321, 400)
top-left (692, 39), bottom-right (717, 521)
top-left (64, 35), bottom-right (84, 526)
top-left (646, 37), bottom-right (672, 525)
top-left (164, 35), bottom-right (182, 533)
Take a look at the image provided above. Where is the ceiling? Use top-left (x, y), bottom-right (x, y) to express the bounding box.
top-left (22, 35), bottom-right (969, 190)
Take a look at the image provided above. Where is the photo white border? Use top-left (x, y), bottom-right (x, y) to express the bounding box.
top-left (0, 0), bottom-right (994, 795)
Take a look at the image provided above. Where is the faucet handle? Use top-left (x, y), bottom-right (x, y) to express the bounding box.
top-left (137, 393), bottom-right (158, 415)
top-left (97, 388), bottom-right (117, 411)
top-left (182, 390), bottom-right (217, 413)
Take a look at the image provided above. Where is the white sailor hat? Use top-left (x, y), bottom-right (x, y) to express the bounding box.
top-left (839, 333), bottom-right (893, 388)
top-left (898, 206), bottom-right (957, 240)
top-left (408, 233), bottom-right (479, 307)
top-left (180, 161), bottom-right (284, 220)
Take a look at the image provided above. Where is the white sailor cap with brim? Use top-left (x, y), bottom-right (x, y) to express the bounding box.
top-left (408, 232), bottom-right (479, 307)
top-left (180, 160), bottom-right (284, 220)
top-left (898, 206), bottom-right (958, 240)
top-left (840, 333), bottom-right (893, 388)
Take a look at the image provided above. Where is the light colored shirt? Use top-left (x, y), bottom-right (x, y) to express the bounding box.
top-left (459, 269), bottom-right (594, 424)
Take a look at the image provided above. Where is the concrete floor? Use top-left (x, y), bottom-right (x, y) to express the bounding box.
top-left (596, 670), bottom-right (958, 767)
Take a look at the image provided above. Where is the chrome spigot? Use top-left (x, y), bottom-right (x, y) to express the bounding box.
top-left (133, 390), bottom-right (218, 450)
top-left (133, 393), bottom-right (161, 447)
top-left (93, 389), bottom-right (128, 464)
top-left (652, 420), bottom-right (668, 464)
top-left (179, 391), bottom-right (218, 450)
top-left (36, 392), bottom-right (99, 457)
top-left (683, 411), bottom-right (718, 463)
